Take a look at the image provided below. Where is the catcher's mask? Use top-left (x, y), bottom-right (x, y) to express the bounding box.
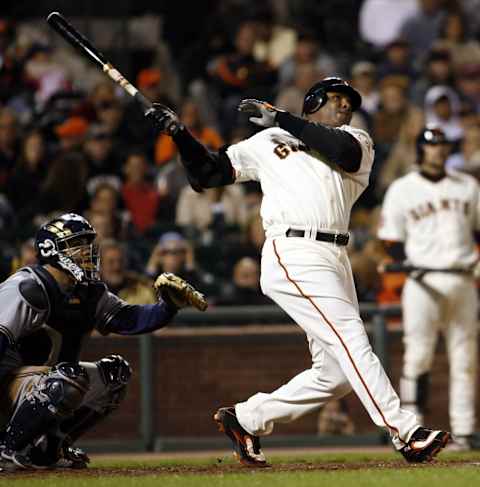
top-left (302, 77), bottom-right (362, 115)
top-left (35, 213), bottom-right (99, 283)
top-left (416, 126), bottom-right (449, 163)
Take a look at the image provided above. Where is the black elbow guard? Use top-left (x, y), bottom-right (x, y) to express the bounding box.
top-left (187, 150), bottom-right (236, 191)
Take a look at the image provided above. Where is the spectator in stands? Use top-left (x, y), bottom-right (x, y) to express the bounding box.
top-left (372, 75), bottom-right (421, 158)
top-left (145, 232), bottom-right (214, 295)
top-left (424, 85), bottom-right (463, 143)
top-left (100, 239), bottom-right (156, 305)
top-left (54, 116), bottom-right (89, 154)
top-left (84, 182), bottom-right (131, 241)
top-left (377, 39), bottom-right (417, 81)
top-left (278, 31), bottom-right (337, 88)
top-left (446, 123), bottom-right (480, 178)
top-left (23, 43), bottom-right (68, 111)
top-left (121, 151), bottom-right (162, 234)
top-left (7, 129), bottom-right (47, 219)
top-left (155, 98), bottom-right (223, 166)
top-left (399, 0), bottom-right (447, 61)
top-left (208, 20), bottom-right (277, 133)
top-left (455, 64), bottom-right (480, 111)
top-left (350, 61), bottom-right (379, 116)
top-left (275, 63), bottom-right (320, 115)
top-left (377, 108), bottom-right (425, 195)
top-left (38, 151), bottom-right (89, 216)
top-left (0, 108), bottom-right (20, 193)
top-left (88, 211), bottom-right (118, 244)
top-left (176, 185), bottom-right (247, 243)
top-left (411, 48), bottom-right (455, 106)
top-left (434, 10), bottom-right (480, 71)
top-left (217, 257), bottom-right (271, 306)
top-left (83, 124), bottom-right (121, 178)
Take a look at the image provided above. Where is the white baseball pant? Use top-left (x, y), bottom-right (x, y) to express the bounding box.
top-left (235, 236), bottom-right (420, 449)
top-left (401, 273), bottom-right (478, 436)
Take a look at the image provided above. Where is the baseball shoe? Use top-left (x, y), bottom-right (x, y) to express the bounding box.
top-left (55, 445), bottom-right (90, 469)
top-left (0, 446), bottom-right (37, 471)
top-left (213, 407), bottom-right (268, 467)
top-left (400, 427), bottom-right (450, 463)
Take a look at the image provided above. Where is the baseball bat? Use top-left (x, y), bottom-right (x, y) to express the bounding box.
top-left (46, 11), bottom-right (154, 115)
top-left (381, 262), bottom-right (471, 275)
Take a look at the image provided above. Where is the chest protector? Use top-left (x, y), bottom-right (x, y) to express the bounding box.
top-left (22, 266), bottom-right (106, 363)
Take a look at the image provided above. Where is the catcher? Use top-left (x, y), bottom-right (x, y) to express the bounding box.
top-left (0, 213), bottom-right (207, 472)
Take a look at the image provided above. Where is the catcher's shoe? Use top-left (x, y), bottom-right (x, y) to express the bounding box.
top-left (0, 446), bottom-right (37, 471)
top-left (400, 427), bottom-right (450, 463)
top-left (57, 445), bottom-right (90, 469)
top-left (213, 407), bottom-right (268, 467)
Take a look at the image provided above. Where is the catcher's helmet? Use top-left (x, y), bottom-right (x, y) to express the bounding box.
top-left (416, 126), bottom-right (449, 161)
top-left (302, 77), bottom-right (362, 115)
top-left (35, 213), bottom-right (99, 282)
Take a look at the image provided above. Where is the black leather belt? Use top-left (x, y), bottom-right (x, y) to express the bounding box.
top-left (286, 229), bottom-right (349, 246)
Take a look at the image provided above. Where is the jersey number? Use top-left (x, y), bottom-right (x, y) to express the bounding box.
top-left (273, 142), bottom-right (306, 160)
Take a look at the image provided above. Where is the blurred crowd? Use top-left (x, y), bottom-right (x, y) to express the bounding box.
top-left (1, 0), bottom-right (480, 307)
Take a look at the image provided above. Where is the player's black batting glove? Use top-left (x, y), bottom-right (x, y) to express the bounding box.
top-left (238, 99), bottom-right (285, 128)
top-left (145, 103), bottom-right (183, 136)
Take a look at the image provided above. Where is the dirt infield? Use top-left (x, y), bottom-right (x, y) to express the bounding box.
top-left (4, 458), bottom-right (480, 478)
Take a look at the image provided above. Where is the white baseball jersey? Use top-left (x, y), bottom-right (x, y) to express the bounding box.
top-left (378, 170), bottom-right (480, 269)
top-left (226, 125), bottom-right (375, 236)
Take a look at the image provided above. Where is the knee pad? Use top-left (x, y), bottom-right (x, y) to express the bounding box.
top-left (43, 362), bottom-right (90, 415)
top-left (96, 355), bottom-right (132, 390)
top-left (96, 355), bottom-right (132, 412)
top-left (3, 363), bottom-right (89, 452)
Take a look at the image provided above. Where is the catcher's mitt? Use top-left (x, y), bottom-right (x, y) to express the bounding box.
top-left (154, 272), bottom-right (208, 311)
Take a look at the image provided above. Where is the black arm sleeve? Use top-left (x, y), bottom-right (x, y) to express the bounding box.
top-left (276, 111), bottom-right (362, 172)
top-left (172, 128), bottom-right (236, 191)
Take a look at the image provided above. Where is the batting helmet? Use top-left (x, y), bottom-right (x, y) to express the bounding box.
top-left (416, 127), bottom-right (449, 162)
top-left (35, 213), bottom-right (99, 282)
top-left (302, 77), bottom-right (362, 115)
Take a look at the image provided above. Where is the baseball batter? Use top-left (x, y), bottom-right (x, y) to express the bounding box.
top-left (378, 127), bottom-right (479, 451)
top-left (149, 77), bottom-right (450, 464)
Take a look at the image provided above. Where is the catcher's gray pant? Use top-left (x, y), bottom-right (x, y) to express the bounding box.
top-left (235, 237), bottom-right (420, 450)
top-left (401, 273), bottom-right (478, 436)
top-left (0, 361), bottom-right (117, 429)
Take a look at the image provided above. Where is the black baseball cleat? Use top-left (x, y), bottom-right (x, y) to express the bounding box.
top-left (213, 407), bottom-right (269, 467)
top-left (400, 427), bottom-right (451, 463)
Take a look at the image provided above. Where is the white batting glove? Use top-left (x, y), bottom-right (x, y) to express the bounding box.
top-left (238, 99), bottom-right (284, 128)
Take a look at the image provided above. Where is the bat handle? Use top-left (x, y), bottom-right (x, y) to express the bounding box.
top-left (102, 63), bottom-right (153, 114)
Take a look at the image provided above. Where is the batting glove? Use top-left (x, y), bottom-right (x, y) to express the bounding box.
top-left (146, 103), bottom-right (183, 136)
top-left (154, 272), bottom-right (208, 311)
top-left (238, 99), bottom-right (284, 128)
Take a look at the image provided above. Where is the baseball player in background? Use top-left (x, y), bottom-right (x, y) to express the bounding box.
top-left (0, 213), bottom-right (207, 471)
top-left (148, 77), bottom-right (450, 465)
top-left (378, 127), bottom-right (480, 451)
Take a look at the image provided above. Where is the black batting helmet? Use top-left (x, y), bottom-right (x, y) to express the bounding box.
top-left (302, 77), bottom-right (362, 115)
top-left (416, 127), bottom-right (449, 162)
top-left (35, 213), bottom-right (99, 282)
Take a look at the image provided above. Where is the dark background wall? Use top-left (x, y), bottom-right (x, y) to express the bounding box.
top-left (79, 325), bottom-right (477, 446)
